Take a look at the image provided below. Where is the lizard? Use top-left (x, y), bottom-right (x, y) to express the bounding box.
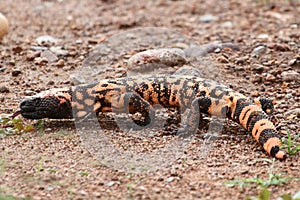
top-left (15, 75), bottom-right (286, 159)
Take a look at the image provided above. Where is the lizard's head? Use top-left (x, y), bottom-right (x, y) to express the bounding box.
top-left (19, 89), bottom-right (73, 119)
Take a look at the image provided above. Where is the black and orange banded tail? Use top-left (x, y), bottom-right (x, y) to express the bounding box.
top-left (234, 99), bottom-right (286, 159)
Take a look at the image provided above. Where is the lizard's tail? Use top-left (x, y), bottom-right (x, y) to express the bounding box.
top-left (233, 98), bottom-right (286, 159)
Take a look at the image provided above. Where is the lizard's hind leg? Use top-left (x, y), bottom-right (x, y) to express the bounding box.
top-left (178, 96), bottom-right (229, 137)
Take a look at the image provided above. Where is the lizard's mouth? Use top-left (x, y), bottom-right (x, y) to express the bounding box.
top-left (19, 96), bottom-right (73, 119)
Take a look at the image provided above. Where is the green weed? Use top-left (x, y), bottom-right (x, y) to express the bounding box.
top-left (0, 117), bottom-right (34, 136)
top-left (281, 130), bottom-right (300, 155)
top-left (78, 171), bottom-right (89, 176)
top-left (0, 193), bottom-right (31, 200)
top-left (246, 189), bottom-right (300, 200)
top-left (224, 159), bottom-right (298, 189)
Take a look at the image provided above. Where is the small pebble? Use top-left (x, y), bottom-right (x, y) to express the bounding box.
top-left (217, 56), bottom-right (229, 63)
top-left (285, 93), bottom-right (293, 99)
top-left (0, 86), bottom-right (9, 93)
top-left (34, 57), bottom-right (48, 65)
top-left (251, 46), bottom-right (266, 55)
top-left (50, 46), bottom-right (69, 56)
top-left (252, 63), bottom-right (265, 71)
top-left (257, 34), bottom-right (269, 39)
top-left (288, 57), bottom-right (300, 67)
top-left (199, 14), bottom-right (218, 23)
top-left (166, 177), bottom-right (175, 183)
top-left (47, 80), bottom-right (55, 85)
top-left (268, 43), bottom-right (291, 51)
top-left (26, 51), bottom-right (41, 61)
top-left (12, 46), bottom-right (23, 54)
top-left (36, 35), bottom-right (58, 46)
top-left (221, 21), bottom-right (233, 28)
top-left (236, 56), bottom-right (249, 64)
top-left (11, 68), bottom-right (22, 76)
top-left (265, 73), bottom-right (276, 82)
top-left (107, 181), bottom-right (115, 187)
top-left (24, 90), bottom-right (36, 96)
top-left (30, 46), bottom-right (48, 51)
top-left (54, 59), bottom-right (65, 67)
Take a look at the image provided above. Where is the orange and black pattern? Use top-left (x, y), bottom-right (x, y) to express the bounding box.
top-left (19, 75), bottom-right (286, 159)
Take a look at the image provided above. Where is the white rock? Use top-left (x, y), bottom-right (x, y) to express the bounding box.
top-left (199, 14), bottom-right (218, 23)
top-left (36, 35), bottom-right (58, 46)
top-left (221, 21), bottom-right (233, 28)
top-left (252, 46), bottom-right (267, 55)
top-left (50, 46), bottom-right (69, 56)
top-left (281, 70), bottom-right (300, 81)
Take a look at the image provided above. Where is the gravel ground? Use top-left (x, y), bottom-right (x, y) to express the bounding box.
top-left (0, 0), bottom-right (300, 199)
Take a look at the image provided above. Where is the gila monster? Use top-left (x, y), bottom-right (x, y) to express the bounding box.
top-left (16, 75), bottom-right (286, 159)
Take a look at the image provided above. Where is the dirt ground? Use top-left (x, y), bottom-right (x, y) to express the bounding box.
top-left (0, 0), bottom-right (300, 199)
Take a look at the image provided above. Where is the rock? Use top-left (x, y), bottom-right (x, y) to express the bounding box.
top-left (174, 66), bottom-right (202, 77)
top-left (288, 56), bottom-right (300, 67)
top-left (54, 59), bottom-right (65, 67)
top-left (40, 50), bottom-right (58, 63)
top-left (34, 57), bottom-right (48, 65)
top-left (268, 43), bottom-right (291, 51)
top-left (257, 34), bottom-right (269, 39)
top-left (236, 56), bottom-right (249, 64)
top-left (217, 56), bottom-right (229, 63)
top-left (0, 66), bottom-right (5, 72)
top-left (8, 60), bottom-right (15, 66)
top-left (30, 46), bottom-right (48, 51)
top-left (251, 46), bottom-right (266, 55)
top-left (0, 86), bottom-right (9, 93)
top-left (0, 13), bottom-right (9, 39)
top-left (221, 21), bottom-right (233, 28)
top-left (265, 11), bottom-right (291, 22)
top-left (166, 177), bottom-right (175, 183)
top-left (128, 48), bottom-right (187, 73)
top-left (36, 35), bottom-right (58, 46)
top-left (265, 73), bottom-right (276, 82)
top-left (106, 181), bottom-right (115, 187)
top-left (199, 14), bottom-right (218, 23)
top-left (252, 63), bottom-right (265, 72)
top-left (12, 46), bottom-right (23, 54)
top-left (281, 70), bottom-right (300, 81)
top-left (26, 51), bottom-right (41, 61)
top-left (50, 46), bottom-right (69, 56)
top-left (11, 68), bottom-right (22, 76)
top-left (285, 93), bottom-right (293, 99)
top-left (24, 90), bottom-right (36, 96)
top-left (47, 80), bottom-right (55, 85)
